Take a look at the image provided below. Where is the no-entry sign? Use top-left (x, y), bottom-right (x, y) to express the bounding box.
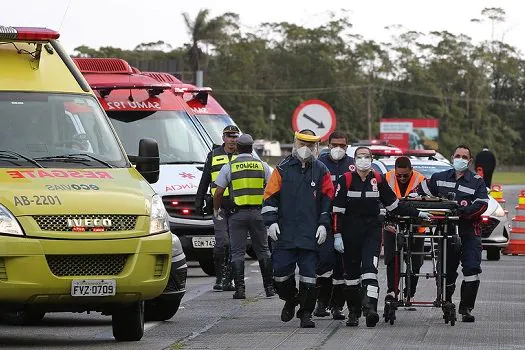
top-left (292, 99), bottom-right (336, 142)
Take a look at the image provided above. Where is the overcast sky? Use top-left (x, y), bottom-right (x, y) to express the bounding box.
top-left (1, 0), bottom-right (522, 55)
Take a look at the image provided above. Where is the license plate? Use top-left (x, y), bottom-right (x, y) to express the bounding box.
top-left (192, 236), bottom-right (215, 248)
top-left (71, 279), bottom-right (116, 297)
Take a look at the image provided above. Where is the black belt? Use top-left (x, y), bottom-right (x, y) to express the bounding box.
top-left (237, 205), bottom-right (262, 210)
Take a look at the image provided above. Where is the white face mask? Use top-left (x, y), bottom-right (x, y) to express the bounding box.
top-left (330, 147), bottom-right (346, 161)
top-left (355, 157), bottom-right (372, 171)
top-left (295, 146), bottom-right (314, 161)
top-left (453, 158), bottom-right (469, 172)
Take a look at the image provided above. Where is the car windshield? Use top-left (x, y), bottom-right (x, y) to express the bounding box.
top-left (0, 92), bottom-right (126, 168)
top-left (195, 114), bottom-right (237, 146)
top-left (107, 110), bottom-right (209, 164)
top-left (384, 163), bottom-right (453, 178)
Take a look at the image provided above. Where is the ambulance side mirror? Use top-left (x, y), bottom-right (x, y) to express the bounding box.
top-left (135, 138), bottom-right (160, 184)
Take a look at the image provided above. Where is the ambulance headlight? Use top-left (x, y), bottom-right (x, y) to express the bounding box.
top-left (149, 194), bottom-right (169, 234)
top-left (0, 205), bottom-right (24, 236)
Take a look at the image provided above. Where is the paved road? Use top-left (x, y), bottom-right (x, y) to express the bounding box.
top-left (0, 185), bottom-right (523, 349)
top-left (1, 255), bottom-right (525, 349)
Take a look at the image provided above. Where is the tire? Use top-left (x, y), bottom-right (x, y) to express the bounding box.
top-left (199, 258), bottom-right (216, 276)
top-left (112, 301), bottom-right (144, 342)
top-left (487, 247), bottom-right (501, 261)
top-left (1, 309), bottom-right (45, 325)
top-left (145, 298), bottom-right (181, 321)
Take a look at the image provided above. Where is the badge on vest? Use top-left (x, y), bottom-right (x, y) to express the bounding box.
top-left (349, 164), bottom-right (356, 172)
top-left (371, 178), bottom-right (378, 192)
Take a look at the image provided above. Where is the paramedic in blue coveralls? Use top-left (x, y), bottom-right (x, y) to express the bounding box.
top-left (332, 146), bottom-right (430, 327)
top-left (417, 144), bottom-right (489, 323)
top-left (262, 130), bottom-right (334, 329)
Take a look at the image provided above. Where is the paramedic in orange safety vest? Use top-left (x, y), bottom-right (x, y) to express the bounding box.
top-left (383, 156), bottom-right (426, 306)
top-left (332, 147), bottom-right (430, 328)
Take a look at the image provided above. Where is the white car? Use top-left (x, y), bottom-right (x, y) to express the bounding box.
top-left (372, 151), bottom-right (509, 261)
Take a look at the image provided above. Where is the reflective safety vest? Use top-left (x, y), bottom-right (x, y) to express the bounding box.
top-left (386, 169), bottom-right (425, 198)
top-left (230, 158), bottom-right (265, 206)
top-left (211, 147), bottom-right (237, 196)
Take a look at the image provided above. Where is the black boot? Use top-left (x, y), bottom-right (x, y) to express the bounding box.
top-left (221, 246), bottom-right (235, 292)
top-left (459, 280), bottom-right (479, 323)
top-left (258, 258), bottom-right (276, 297)
top-left (345, 285), bottom-right (361, 327)
top-left (231, 260), bottom-right (245, 299)
top-left (298, 281), bottom-right (317, 328)
top-left (275, 276), bottom-right (298, 322)
top-left (213, 252), bottom-right (224, 291)
top-left (362, 284), bottom-right (379, 328)
top-left (313, 277), bottom-right (331, 317)
top-left (330, 284), bottom-right (346, 320)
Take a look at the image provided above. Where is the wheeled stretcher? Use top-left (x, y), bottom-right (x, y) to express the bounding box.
top-left (383, 196), bottom-right (460, 326)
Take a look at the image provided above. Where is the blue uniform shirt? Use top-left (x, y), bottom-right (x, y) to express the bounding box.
top-left (318, 152), bottom-right (354, 186)
top-left (418, 168), bottom-right (489, 235)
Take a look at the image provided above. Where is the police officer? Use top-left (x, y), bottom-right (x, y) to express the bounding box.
top-left (314, 131), bottom-right (353, 320)
top-left (213, 134), bottom-right (275, 299)
top-left (383, 156), bottom-right (426, 305)
top-left (475, 145), bottom-right (496, 187)
top-left (195, 125), bottom-right (240, 291)
top-left (332, 147), bottom-right (430, 327)
top-left (262, 130), bottom-right (334, 328)
top-left (418, 145), bottom-right (489, 322)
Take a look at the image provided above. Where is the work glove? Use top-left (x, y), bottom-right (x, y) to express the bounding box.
top-left (316, 225), bottom-right (327, 245)
top-left (384, 224), bottom-right (396, 234)
top-left (213, 208), bottom-right (224, 221)
top-left (267, 223), bottom-right (280, 241)
top-left (334, 233), bottom-right (344, 253)
top-left (418, 211), bottom-right (432, 220)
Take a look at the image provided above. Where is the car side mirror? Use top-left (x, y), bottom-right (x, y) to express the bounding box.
top-left (135, 138), bottom-right (160, 184)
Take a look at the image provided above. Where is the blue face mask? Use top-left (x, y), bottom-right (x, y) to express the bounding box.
top-left (453, 158), bottom-right (469, 172)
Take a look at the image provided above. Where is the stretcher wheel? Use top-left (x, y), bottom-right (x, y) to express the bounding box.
top-left (442, 302), bottom-right (456, 326)
top-left (383, 300), bottom-right (396, 325)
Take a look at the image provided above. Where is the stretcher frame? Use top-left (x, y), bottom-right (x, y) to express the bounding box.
top-left (383, 204), bottom-right (460, 326)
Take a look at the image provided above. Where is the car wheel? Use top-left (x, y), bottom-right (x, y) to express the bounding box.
top-left (199, 257), bottom-right (216, 276)
top-left (487, 247), bottom-right (501, 261)
top-left (145, 298), bottom-right (181, 321)
top-left (112, 301), bottom-right (144, 341)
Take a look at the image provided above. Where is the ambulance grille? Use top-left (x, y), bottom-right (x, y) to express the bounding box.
top-left (162, 195), bottom-right (212, 220)
top-left (46, 254), bottom-right (128, 277)
top-left (33, 215), bottom-right (137, 232)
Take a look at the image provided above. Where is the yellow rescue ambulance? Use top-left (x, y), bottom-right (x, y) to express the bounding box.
top-left (0, 26), bottom-right (171, 341)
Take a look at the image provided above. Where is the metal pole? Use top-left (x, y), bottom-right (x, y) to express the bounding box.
top-left (196, 70), bottom-right (204, 87)
top-left (367, 84), bottom-right (372, 140)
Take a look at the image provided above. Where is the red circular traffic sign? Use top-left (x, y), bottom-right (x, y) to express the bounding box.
top-left (292, 99), bottom-right (336, 142)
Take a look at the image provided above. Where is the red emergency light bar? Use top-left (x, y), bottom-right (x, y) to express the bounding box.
top-left (404, 149), bottom-right (437, 157)
top-left (73, 58), bottom-right (133, 74)
top-left (90, 82), bottom-right (172, 98)
top-left (175, 87), bottom-right (212, 105)
top-left (0, 26), bottom-right (60, 41)
top-left (141, 72), bottom-right (182, 84)
top-left (370, 149), bottom-right (403, 156)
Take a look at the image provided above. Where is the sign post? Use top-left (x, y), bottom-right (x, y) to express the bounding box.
top-left (292, 99), bottom-right (336, 142)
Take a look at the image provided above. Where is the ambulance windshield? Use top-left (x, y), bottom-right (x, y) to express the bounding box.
top-left (195, 114), bottom-right (238, 146)
top-left (0, 92), bottom-right (127, 168)
top-left (108, 110), bottom-right (209, 164)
